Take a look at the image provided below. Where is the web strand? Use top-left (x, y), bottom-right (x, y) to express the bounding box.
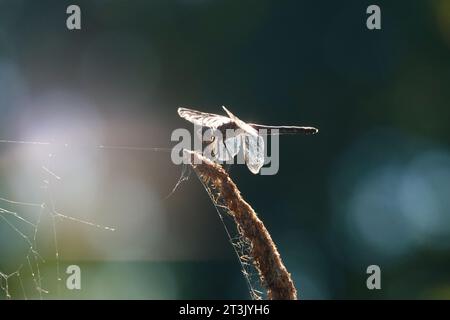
top-left (0, 140), bottom-right (119, 299)
top-left (192, 170), bottom-right (263, 300)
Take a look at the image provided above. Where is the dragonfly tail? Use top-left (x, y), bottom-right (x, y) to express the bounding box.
top-left (249, 124), bottom-right (319, 135)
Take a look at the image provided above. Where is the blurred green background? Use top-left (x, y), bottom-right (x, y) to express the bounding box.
top-left (1, 0), bottom-right (450, 299)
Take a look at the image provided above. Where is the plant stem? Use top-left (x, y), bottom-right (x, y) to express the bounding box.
top-left (185, 150), bottom-right (298, 300)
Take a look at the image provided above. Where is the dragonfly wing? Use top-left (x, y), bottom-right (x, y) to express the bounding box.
top-left (243, 134), bottom-right (265, 174)
top-left (178, 107), bottom-right (232, 129)
top-left (222, 106), bottom-right (258, 137)
top-left (223, 134), bottom-right (242, 159)
top-left (212, 137), bottom-right (232, 162)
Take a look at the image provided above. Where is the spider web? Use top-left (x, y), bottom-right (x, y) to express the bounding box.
top-left (159, 158), bottom-right (264, 299)
top-left (0, 140), bottom-right (115, 300)
top-left (0, 139), bottom-right (262, 300)
top-left (187, 165), bottom-right (265, 300)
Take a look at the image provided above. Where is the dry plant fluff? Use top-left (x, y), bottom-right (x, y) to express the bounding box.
top-left (184, 150), bottom-right (297, 300)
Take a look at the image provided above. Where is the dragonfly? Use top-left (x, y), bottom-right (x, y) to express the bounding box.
top-left (178, 106), bottom-right (318, 174)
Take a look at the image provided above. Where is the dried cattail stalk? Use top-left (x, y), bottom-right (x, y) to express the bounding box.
top-left (184, 150), bottom-right (298, 300)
